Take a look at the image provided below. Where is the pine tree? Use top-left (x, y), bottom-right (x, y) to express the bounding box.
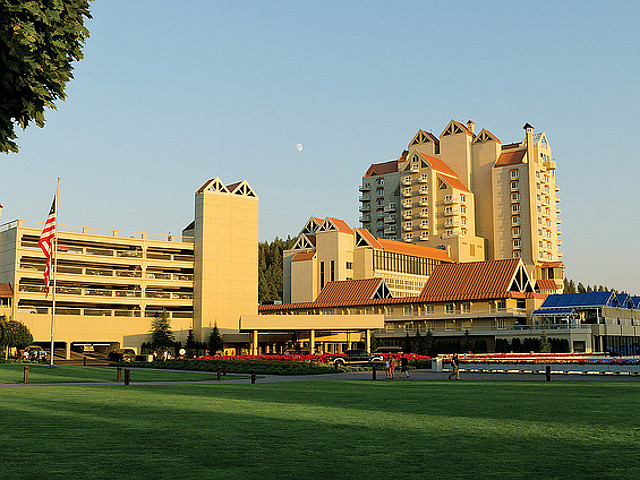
top-left (577, 282), bottom-right (586, 293)
top-left (424, 330), bottom-right (435, 357)
top-left (208, 323), bottom-right (224, 355)
top-left (568, 279), bottom-right (576, 293)
top-left (151, 309), bottom-right (174, 351)
top-left (186, 329), bottom-right (196, 357)
top-left (462, 330), bottom-right (472, 353)
top-left (540, 330), bottom-right (551, 353)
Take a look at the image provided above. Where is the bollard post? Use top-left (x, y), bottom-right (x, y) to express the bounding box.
top-left (83, 356), bottom-right (87, 367)
top-left (23, 365), bottom-right (29, 384)
top-left (251, 369), bottom-right (257, 384)
top-left (545, 365), bottom-right (551, 382)
top-left (223, 365), bottom-right (227, 376)
top-left (117, 366), bottom-right (122, 382)
top-left (124, 368), bottom-right (131, 386)
top-left (372, 364), bottom-right (376, 381)
top-left (217, 367), bottom-right (221, 381)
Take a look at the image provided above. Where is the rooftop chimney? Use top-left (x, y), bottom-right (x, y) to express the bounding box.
top-left (467, 120), bottom-right (475, 134)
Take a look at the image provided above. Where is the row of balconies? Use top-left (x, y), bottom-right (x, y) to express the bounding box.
top-left (19, 264), bottom-right (193, 282)
top-left (20, 241), bottom-right (194, 263)
top-left (17, 306), bottom-right (193, 318)
top-left (18, 284), bottom-right (194, 300)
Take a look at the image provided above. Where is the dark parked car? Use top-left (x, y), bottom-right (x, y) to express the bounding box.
top-left (107, 348), bottom-right (136, 362)
top-left (331, 349), bottom-right (381, 366)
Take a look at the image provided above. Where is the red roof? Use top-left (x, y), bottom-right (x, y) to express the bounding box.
top-left (495, 149), bottom-right (526, 167)
top-left (438, 174), bottom-right (470, 193)
top-left (536, 279), bottom-right (559, 292)
top-left (326, 217), bottom-right (352, 234)
top-left (292, 251), bottom-right (316, 262)
top-left (226, 181), bottom-right (242, 192)
top-left (418, 258), bottom-right (523, 301)
top-left (0, 283), bottom-right (13, 298)
top-left (364, 159), bottom-right (398, 177)
top-left (376, 238), bottom-right (453, 262)
top-left (314, 278), bottom-right (384, 307)
top-left (417, 152), bottom-right (458, 177)
top-left (355, 228), bottom-right (383, 250)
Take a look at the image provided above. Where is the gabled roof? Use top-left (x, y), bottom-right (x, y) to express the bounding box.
top-left (314, 278), bottom-right (391, 307)
top-left (355, 228), bottom-right (383, 250)
top-left (536, 279), bottom-right (560, 292)
top-left (364, 159), bottom-right (398, 177)
top-left (376, 238), bottom-right (453, 262)
top-left (319, 217), bottom-right (352, 234)
top-left (473, 128), bottom-right (501, 144)
top-left (415, 152), bottom-right (458, 177)
top-left (292, 251), bottom-right (316, 262)
top-left (409, 129), bottom-right (440, 147)
top-left (437, 174), bottom-right (471, 193)
top-left (495, 149), bottom-right (526, 167)
top-left (440, 120), bottom-right (474, 138)
top-left (0, 283), bottom-right (13, 298)
top-left (631, 297), bottom-right (640, 309)
top-left (418, 258), bottom-right (533, 301)
top-left (539, 292), bottom-right (622, 309)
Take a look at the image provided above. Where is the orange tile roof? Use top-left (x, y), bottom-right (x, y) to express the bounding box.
top-left (355, 228), bottom-right (383, 250)
top-left (226, 181), bottom-right (242, 191)
top-left (314, 278), bottom-right (384, 306)
top-left (376, 238), bottom-right (453, 262)
top-left (418, 258), bottom-right (523, 301)
top-left (416, 152), bottom-right (458, 177)
top-left (312, 217), bottom-right (324, 225)
top-left (292, 251), bottom-right (316, 262)
top-left (326, 217), bottom-right (352, 234)
top-left (501, 142), bottom-right (521, 149)
top-left (364, 159), bottom-right (398, 177)
top-left (536, 279), bottom-right (559, 291)
top-left (454, 120), bottom-right (475, 137)
top-left (438, 174), bottom-right (471, 193)
top-left (483, 129), bottom-right (501, 144)
top-left (495, 149), bottom-right (526, 167)
top-left (537, 261), bottom-right (565, 269)
top-left (0, 283), bottom-right (13, 298)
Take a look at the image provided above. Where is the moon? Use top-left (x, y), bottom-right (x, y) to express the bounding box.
top-left (296, 143), bottom-right (303, 152)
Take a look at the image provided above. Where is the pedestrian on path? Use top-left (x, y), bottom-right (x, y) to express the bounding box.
top-left (384, 358), bottom-right (390, 379)
top-left (390, 355), bottom-right (397, 379)
top-left (448, 353), bottom-right (460, 380)
top-left (400, 354), bottom-right (410, 378)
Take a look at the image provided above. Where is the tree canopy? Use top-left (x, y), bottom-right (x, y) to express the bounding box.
top-left (0, 318), bottom-right (34, 350)
top-left (150, 310), bottom-right (174, 350)
top-left (0, 0), bottom-right (92, 153)
top-left (258, 236), bottom-right (296, 303)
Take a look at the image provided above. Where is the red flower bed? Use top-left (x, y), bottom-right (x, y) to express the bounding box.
top-left (199, 353), bottom-right (431, 363)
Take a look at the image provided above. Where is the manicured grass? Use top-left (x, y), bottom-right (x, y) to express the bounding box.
top-left (0, 381), bottom-right (638, 479)
top-left (0, 365), bottom-right (238, 384)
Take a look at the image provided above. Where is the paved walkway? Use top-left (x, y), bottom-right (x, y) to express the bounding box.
top-left (2, 367), bottom-right (640, 388)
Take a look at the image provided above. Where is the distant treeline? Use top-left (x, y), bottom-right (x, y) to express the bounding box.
top-left (562, 278), bottom-right (630, 295)
top-left (259, 236), bottom-right (297, 303)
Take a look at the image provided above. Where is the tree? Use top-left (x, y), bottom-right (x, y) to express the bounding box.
top-left (0, 319), bottom-right (33, 358)
top-left (568, 279), bottom-right (576, 293)
top-left (369, 331), bottom-right (379, 353)
top-left (577, 282), bottom-right (586, 293)
top-left (185, 329), bottom-right (196, 357)
top-left (403, 332), bottom-right (412, 353)
top-left (258, 236), bottom-right (296, 303)
top-left (424, 330), bottom-right (435, 357)
top-left (462, 330), bottom-right (472, 353)
top-left (0, 0), bottom-right (93, 153)
top-left (414, 330), bottom-right (425, 355)
top-left (208, 323), bottom-right (224, 355)
top-left (150, 309), bottom-right (174, 351)
top-left (540, 330), bottom-right (551, 354)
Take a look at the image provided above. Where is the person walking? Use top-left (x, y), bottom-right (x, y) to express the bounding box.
top-left (448, 353), bottom-right (460, 380)
top-left (390, 355), bottom-right (397, 379)
top-left (400, 354), bottom-right (410, 378)
top-left (384, 358), bottom-right (390, 379)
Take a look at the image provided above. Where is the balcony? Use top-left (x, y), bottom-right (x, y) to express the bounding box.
top-left (443, 196), bottom-right (458, 205)
top-left (418, 176), bottom-right (428, 184)
top-left (419, 211), bottom-right (428, 218)
top-left (384, 215), bottom-right (395, 224)
top-left (410, 164), bottom-right (419, 173)
top-left (545, 158), bottom-right (556, 170)
top-left (403, 225), bottom-right (412, 231)
top-left (402, 190), bottom-right (412, 197)
top-left (359, 204), bottom-right (371, 212)
top-left (383, 204), bottom-right (397, 213)
top-left (441, 231), bottom-right (458, 239)
top-left (359, 184), bottom-right (371, 192)
top-left (384, 227), bottom-right (396, 235)
top-left (556, 207), bottom-right (561, 214)
top-left (358, 195), bottom-right (371, 201)
top-left (376, 190), bottom-right (385, 197)
top-left (444, 209), bottom-right (456, 216)
top-left (402, 177), bottom-right (412, 186)
top-left (419, 223), bottom-right (429, 230)
top-left (402, 202), bottom-right (412, 209)
top-left (419, 197), bottom-right (429, 206)
top-left (444, 220), bottom-right (459, 228)
top-left (557, 228), bottom-right (562, 235)
top-left (403, 212), bottom-right (412, 220)
top-left (359, 216), bottom-right (370, 223)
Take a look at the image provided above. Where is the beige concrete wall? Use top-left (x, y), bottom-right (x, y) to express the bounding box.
top-left (470, 139), bottom-right (500, 259)
top-left (241, 313), bottom-right (384, 330)
top-left (315, 229), bottom-right (353, 289)
top-left (290, 257), bottom-right (317, 303)
top-left (194, 186), bottom-right (259, 336)
top-left (439, 128), bottom-right (472, 189)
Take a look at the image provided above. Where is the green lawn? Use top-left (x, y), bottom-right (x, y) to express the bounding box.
top-left (0, 365), bottom-right (237, 384)
top-left (0, 381), bottom-right (638, 479)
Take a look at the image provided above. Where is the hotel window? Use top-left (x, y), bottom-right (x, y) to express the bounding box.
top-left (511, 192), bottom-right (520, 202)
top-left (426, 305), bottom-right (434, 314)
top-left (403, 199), bottom-right (412, 207)
top-left (420, 231), bottom-right (428, 240)
top-left (444, 206), bottom-right (453, 214)
top-left (320, 262), bottom-right (325, 289)
top-left (537, 194), bottom-right (541, 202)
top-left (376, 178), bottom-right (384, 186)
top-left (346, 262), bottom-right (353, 270)
top-left (404, 233), bottom-right (412, 241)
top-left (460, 205), bottom-right (467, 214)
top-left (512, 204), bottom-right (520, 213)
top-left (538, 229), bottom-right (543, 236)
top-left (330, 260), bottom-right (335, 282)
top-left (420, 220), bottom-right (428, 227)
top-left (403, 176), bottom-right (412, 183)
top-left (445, 303), bottom-right (454, 314)
top-left (419, 185), bottom-right (428, 193)
top-left (377, 199), bottom-right (384, 206)
top-left (411, 161), bottom-right (419, 170)
top-left (461, 302), bottom-right (471, 313)
top-left (511, 181), bottom-right (519, 190)
top-left (510, 170), bottom-right (519, 179)
top-left (512, 215), bottom-right (520, 225)
top-left (512, 251), bottom-right (522, 258)
top-left (513, 239), bottom-right (521, 248)
top-left (537, 205), bottom-right (541, 213)
top-left (461, 217), bottom-right (467, 225)
top-left (536, 182), bottom-right (541, 189)
top-left (512, 228), bottom-right (521, 237)
top-left (460, 194), bottom-right (466, 202)
top-left (496, 300), bottom-right (506, 310)
top-left (404, 187), bottom-right (412, 195)
top-left (405, 221), bottom-right (412, 228)
top-left (420, 173), bottom-right (428, 182)
top-left (420, 208), bottom-right (428, 215)
top-left (445, 229), bottom-right (454, 236)
top-left (377, 220), bottom-right (384, 227)
top-left (444, 194), bottom-right (453, 202)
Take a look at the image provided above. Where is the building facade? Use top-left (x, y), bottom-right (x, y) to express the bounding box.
top-left (359, 120), bottom-right (562, 285)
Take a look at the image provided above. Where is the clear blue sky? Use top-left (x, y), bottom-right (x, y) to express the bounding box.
top-left (2, 1), bottom-right (639, 293)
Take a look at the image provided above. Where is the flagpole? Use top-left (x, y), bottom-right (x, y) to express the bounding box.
top-left (50, 178), bottom-right (60, 367)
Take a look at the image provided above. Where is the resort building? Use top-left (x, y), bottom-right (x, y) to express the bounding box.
top-left (359, 120), bottom-right (563, 287)
top-left (283, 216), bottom-right (454, 302)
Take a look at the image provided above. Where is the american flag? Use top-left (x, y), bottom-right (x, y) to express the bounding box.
top-left (38, 196), bottom-right (56, 296)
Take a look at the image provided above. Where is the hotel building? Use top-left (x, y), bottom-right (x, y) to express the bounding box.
top-left (359, 121), bottom-right (563, 287)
